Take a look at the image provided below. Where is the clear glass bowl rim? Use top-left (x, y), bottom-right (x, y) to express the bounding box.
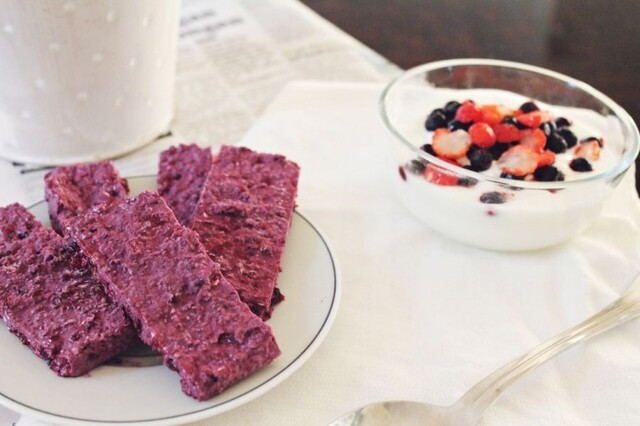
top-left (379, 58), bottom-right (640, 190)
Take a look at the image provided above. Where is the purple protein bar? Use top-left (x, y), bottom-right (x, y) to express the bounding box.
top-left (157, 144), bottom-right (212, 227)
top-left (67, 191), bottom-right (280, 400)
top-left (191, 200), bottom-right (290, 320)
top-left (0, 204), bottom-right (136, 377)
top-left (210, 145), bottom-right (299, 215)
top-left (191, 146), bottom-right (299, 319)
top-left (44, 161), bottom-right (129, 234)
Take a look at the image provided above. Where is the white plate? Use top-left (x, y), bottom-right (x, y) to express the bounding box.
top-left (0, 176), bottom-right (340, 425)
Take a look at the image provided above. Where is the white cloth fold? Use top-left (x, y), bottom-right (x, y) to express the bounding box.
top-left (6, 81), bottom-right (640, 425)
top-left (213, 81), bottom-right (640, 425)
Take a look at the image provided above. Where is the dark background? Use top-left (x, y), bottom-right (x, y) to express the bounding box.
top-left (300, 0), bottom-right (640, 194)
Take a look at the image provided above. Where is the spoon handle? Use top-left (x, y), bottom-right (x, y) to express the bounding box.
top-left (457, 280), bottom-right (640, 420)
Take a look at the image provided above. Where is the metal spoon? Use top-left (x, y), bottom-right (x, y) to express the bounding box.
top-left (330, 273), bottom-right (640, 425)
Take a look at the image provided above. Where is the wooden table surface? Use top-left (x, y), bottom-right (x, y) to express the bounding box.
top-left (301, 0), bottom-right (640, 194)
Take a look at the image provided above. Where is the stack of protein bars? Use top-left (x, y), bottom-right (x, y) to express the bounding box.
top-left (0, 144), bottom-right (299, 400)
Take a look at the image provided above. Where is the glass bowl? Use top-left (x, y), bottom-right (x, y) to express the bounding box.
top-left (380, 58), bottom-right (639, 251)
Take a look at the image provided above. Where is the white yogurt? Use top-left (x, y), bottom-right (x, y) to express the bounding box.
top-left (0, 0), bottom-right (181, 164)
top-left (390, 88), bottom-right (627, 251)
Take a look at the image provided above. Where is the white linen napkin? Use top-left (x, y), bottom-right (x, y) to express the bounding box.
top-left (7, 81), bottom-right (640, 425)
top-left (199, 81), bottom-right (640, 425)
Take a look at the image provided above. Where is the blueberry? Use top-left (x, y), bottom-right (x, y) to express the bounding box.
top-left (425, 109), bottom-right (448, 131)
top-left (467, 143), bottom-right (480, 155)
top-left (468, 148), bottom-right (493, 172)
top-left (569, 158), bottom-right (593, 172)
top-left (406, 159), bottom-right (426, 174)
top-left (488, 143), bottom-right (510, 160)
top-left (519, 101), bottom-right (539, 113)
top-left (581, 136), bottom-right (604, 147)
top-left (555, 117), bottom-right (572, 128)
top-left (443, 101), bottom-right (461, 120)
top-left (501, 115), bottom-right (527, 130)
top-left (557, 128), bottom-right (578, 148)
top-left (539, 121), bottom-right (556, 137)
top-left (480, 191), bottom-right (510, 204)
top-left (501, 115), bottom-right (518, 125)
top-left (448, 120), bottom-right (471, 132)
top-left (533, 165), bottom-right (565, 181)
top-left (545, 131), bottom-right (568, 153)
top-left (420, 143), bottom-right (437, 156)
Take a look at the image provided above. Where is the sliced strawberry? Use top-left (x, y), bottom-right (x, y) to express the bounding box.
top-left (537, 150), bottom-right (556, 167)
top-left (431, 128), bottom-right (471, 160)
top-left (498, 145), bottom-right (541, 177)
top-left (468, 122), bottom-right (496, 148)
top-left (574, 140), bottom-right (601, 160)
top-left (456, 156), bottom-right (471, 167)
top-left (479, 104), bottom-right (512, 126)
top-left (493, 123), bottom-right (521, 143)
top-left (422, 163), bottom-right (459, 186)
top-left (516, 110), bottom-right (553, 128)
top-left (454, 101), bottom-right (481, 123)
top-left (519, 128), bottom-right (547, 153)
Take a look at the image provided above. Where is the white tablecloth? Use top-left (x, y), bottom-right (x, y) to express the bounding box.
top-left (7, 81), bottom-right (640, 425)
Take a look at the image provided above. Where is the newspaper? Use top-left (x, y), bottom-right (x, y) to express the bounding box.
top-left (0, 0), bottom-right (399, 210)
top-left (174, 0), bottom-right (397, 146)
